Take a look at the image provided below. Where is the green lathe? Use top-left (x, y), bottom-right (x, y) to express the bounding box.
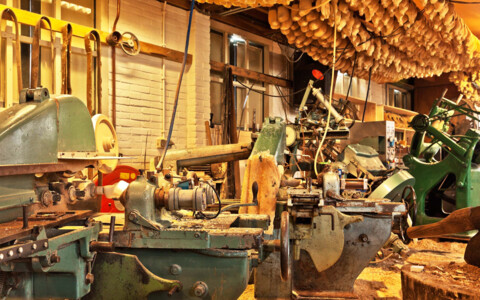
top-left (404, 90), bottom-right (480, 236)
top-left (0, 88), bottom-right (271, 299)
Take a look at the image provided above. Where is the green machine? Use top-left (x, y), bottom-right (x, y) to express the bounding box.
top-left (0, 88), bottom-right (114, 299)
top-left (0, 88), bottom-right (273, 299)
top-left (403, 90), bottom-right (480, 231)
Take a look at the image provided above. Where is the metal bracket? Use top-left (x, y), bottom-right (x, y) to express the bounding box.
top-left (128, 209), bottom-right (170, 230)
top-left (0, 239), bottom-right (49, 263)
top-left (19, 88), bottom-right (50, 103)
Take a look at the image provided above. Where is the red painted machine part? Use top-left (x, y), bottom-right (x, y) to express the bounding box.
top-left (95, 165), bottom-right (139, 212)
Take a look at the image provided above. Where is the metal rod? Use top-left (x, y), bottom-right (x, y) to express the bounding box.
top-left (22, 205), bottom-right (28, 229)
top-left (108, 215), bottom-right (116, 243)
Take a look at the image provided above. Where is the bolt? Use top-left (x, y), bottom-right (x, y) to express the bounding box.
top-left (169, 264), bottom-right (182, 275)
top-left (168, 285), bottom-right (180, 296)
top-left (17, 247), bottom-right (23, 254)
top-left (7, 250), bottom-right (13, 257)
top-left (43, 242), bottom-right (48, 248)
top-left (194, 232), bottom-right (200, 239)
top-left (0, 254), bottom-right (4, 260)
top-left (85, 273), bottom-right (94, 284)
top-left (51, 253), bottom-right (61, 263)
top-left (193, 284), bottom-right (207, 297)
top-left (32, 244), bottom-right (37, 250)
top-left (359, 234), bottom-right (369, 242)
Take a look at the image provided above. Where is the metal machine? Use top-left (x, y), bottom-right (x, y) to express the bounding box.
top-left (147, 77), bottom-right (410, 298)
top-left (0, 88), bottom-right (272, 299)
top-left (0, 88), bottom-right (118, 299)
top-left (337, 120), bottom-right (397, 169)
top-left (239, 81), bottom-right (407, 298)
top-left (403, 90), bottom-right (480, 231)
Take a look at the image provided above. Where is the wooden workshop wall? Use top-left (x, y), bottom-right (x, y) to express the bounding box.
top-left (414, 73), bottom-right (460, 114)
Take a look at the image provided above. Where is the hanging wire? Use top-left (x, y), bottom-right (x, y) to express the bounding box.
top-left (156, 0), bottom-right (195, 170)
top-left (314, 2), bottom-right (337, 177)
top-left (362, 67), bottom-right (373, 122)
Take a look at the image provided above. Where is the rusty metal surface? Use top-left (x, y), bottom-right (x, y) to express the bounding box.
top-left (280, 210), bottom-right (290, 282)
top-left (0, 210), bottom-right (92, 244)
top-left (292, 216), bottom-right (392, 294)
top-left (0, 161), bottom-right (96, 176)
top-left (109, 226), bottom-right (264, 250)
top-left (292, 290), bottom-right (358, 299)
top-left (335, 200), bottom-right (406, 214)
top-left (0, 238), bottom-right (49, 263)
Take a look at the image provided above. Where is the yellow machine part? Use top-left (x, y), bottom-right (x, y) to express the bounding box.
top-left (240, 152), bottom-right (281, 234)
top-left (92, 114), bottom-right (119, 174)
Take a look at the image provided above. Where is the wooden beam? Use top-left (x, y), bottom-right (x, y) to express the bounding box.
top-left (0, 4), bottom-right (192, 64)
top-left (211, 60), bottom-right (292, 88)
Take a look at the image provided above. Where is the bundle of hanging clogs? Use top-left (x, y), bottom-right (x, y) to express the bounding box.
top-left (197, 0), bottom-right (480, 101)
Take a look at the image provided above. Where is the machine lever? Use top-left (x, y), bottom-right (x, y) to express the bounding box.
top-left (22, 205), bottom-right (29, 229)
top-left (108, 216), bottom-right (116, 243)
top-left (407, 206), bottom-right (480, 267)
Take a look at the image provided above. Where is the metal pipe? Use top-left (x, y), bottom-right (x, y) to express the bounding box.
top-left (312, 87), bottom-right (344, 124)
top-left (299, 79), bottom-right (313, 111)
top-left (22, 205), bottom-right (28, 229)
top-left (162, 143), bottom-right (252, 170)
top-left (426, 125), bottom-right (467, 157)
top-left (162, 1), bottom-right (167, 137)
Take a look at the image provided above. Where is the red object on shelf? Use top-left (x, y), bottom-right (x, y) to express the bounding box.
top-left (96, 165), bottom-right (139, 212)
top-left (312, 69), bottom-right (324, 80)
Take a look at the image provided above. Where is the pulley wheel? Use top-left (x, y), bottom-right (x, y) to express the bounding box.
top-left (92, 114), bottom-right (119, 174)
top-left (280, 210), bottom-right (291, 282)
top-left (285, 125), bottom-right (296, 147)
top-left (120, 31), bottom-right (140, 56)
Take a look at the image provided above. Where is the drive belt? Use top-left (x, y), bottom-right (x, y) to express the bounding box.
top-left (31, 16), bottom-right (54, 90)
top-left (84, 30), bottom-right (102, 115)
top-left (0, 9), bottom-right (22, 107)
top-left (61, 23), bottom-right (72, 94)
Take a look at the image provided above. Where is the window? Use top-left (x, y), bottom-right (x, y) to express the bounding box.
top-left (209, 29), bottom-right (265, 131)
top-left (386, 84), bottom-right (413, 110)
top-left (229, 35), bottom-right (264, 130)
top-left (210, 30), bottom-right (224, 125)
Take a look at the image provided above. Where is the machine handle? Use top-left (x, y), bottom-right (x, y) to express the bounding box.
top-left (252, 181), bottom-right (258, 204)
top-left (280, 211), bottom-right (291, 282)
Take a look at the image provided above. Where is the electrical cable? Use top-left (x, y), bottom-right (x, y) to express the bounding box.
top-left (279, 43), bottom-right (305, 64)
top-left (275, 84), bottom-right (293, 123)
top-left (344, 52), bottom-right (358, 129)
top-left (157, 0), bottom-right (195, 170)
top-left (194, 182), bottom-right (222, 219)
top-left (236, 80), bottom-right (308, 99)
top-left (361, 67), bottom-right (373, 122)
top-left (314, 2), bottom-right (337, 177)
top-left (112, 0), bottom-right (121, 31)
top-left (344, 52), bottom-right (357, 103)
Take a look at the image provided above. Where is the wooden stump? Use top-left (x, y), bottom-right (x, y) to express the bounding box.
top-left (401, 265), bottom-right (480, 300)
